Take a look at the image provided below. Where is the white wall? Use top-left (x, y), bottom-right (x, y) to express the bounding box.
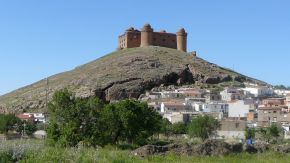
top-left (203, 103), bottom-right (229, 117)
top-left (228, 100), bottom-right (252, 117)
top-left (243, 87), bottom-right (273, 97)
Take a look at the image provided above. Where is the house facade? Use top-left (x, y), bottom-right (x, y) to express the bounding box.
top-left (286, 94), bottom-right (290, 108)
top-left (257, 106), bottom-right (290, 127)
top-left (203, 102), bottom-right (229, 118)
top-left (228, 100), bottom-right (256, 118)
top-left (242, 86), bottom-right (274, 97)
top-left (220, 88), bottom-right (244, 102)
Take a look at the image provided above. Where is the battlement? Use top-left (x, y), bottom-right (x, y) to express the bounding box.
top-left (118, 24), bottom-right (187, 52)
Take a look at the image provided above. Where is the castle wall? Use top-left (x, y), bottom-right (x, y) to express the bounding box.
top-left (152, 32), bottom-right (177, 49)
top-left (126, 31), bottom-right (141, 48)
top-left (118, 34), bottom-right (127, 49)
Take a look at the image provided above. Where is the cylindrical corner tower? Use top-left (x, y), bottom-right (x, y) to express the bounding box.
top-left (140, 24), bottom-right (153, 47)
top-left (176, 28), bottom-right (187, 52)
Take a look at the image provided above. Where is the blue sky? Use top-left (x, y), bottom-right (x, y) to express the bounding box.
top-left (0, 0), bottom-right (289, 95)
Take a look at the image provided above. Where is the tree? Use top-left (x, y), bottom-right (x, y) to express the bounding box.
top-left (172, 122), bottom-right (187, 135)
top-left (269, 123), bottom-right (280, 138)
top-left (258, 123), bottom-right (281, 143)
top-left (47, 89), bottom-right (162, 147)
top-left (0, 114), bottom-right (21, 134)
top-left (17, 120), bottom-right (37, 136)
top-left (159, 119), bottom-right (172, 138)
top-left (47, 89), bottom-right (104, 147)
top-left (100, 99), bottom-right (163, 145)
top-left (187, 115), bottom-right (220, 141)
top-left (245, 127), bottom-right (256, 139)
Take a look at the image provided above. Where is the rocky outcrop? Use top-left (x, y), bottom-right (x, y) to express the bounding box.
top-left (192, 140), bottom-right (232, 156)
top-left (131, 145), bottom-right (169, 157)
top-left (273, 144), bottom-right (290, 153)
top-left (132, 140), bottom-right (255, 157)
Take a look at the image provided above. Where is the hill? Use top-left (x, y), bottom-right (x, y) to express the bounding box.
top-left (0, 46), bottom-right (267, 113)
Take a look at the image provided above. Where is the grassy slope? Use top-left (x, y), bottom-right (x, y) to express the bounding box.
top-left (1, 140), bottom-right (288, 163)
top-left (24, 147), bottom-right (290, 163)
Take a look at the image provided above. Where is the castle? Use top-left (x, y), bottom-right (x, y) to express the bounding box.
top-left (118, 24), bottom-right (187, 52)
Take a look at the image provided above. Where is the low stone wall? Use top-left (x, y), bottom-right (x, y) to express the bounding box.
top-left (0, 133), bottom-right (22, 141)
top-left (217, 131), bottom-right (245, 140)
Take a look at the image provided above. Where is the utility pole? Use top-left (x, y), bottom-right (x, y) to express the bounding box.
top-left (45, 78), bottom-right (49, 113)
top-left (44, 78), bottom-right (49, 134)
top-left (22, 122), bottom-right (26, 138)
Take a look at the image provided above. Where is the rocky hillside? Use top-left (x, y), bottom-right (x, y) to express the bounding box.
top-left (0, 46), bottom-right (267, 113)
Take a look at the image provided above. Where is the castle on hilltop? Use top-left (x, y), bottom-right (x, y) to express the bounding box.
top-left (118, 24), bottom-right (187, 52)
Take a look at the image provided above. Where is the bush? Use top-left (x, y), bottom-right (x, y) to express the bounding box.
top-left (187, 115), bottom-right (220, 141)
top-left (245, 127), bottom-right (256, 139)
top-left (0, 114), bottom-right (22, 134)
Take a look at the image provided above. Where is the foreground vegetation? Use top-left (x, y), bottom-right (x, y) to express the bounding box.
top-left (1, 139), bottom-right (290, 163)
top-left (1, 89), bottom-right (288, 162)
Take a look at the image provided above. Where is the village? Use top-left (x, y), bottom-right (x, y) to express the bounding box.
top-left (139, 82), bottom-right (290, 140)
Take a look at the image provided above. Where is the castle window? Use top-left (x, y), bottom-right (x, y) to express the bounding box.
top-left (162, 39), bottom-right (166, 42)
top-left (153, 38), bottom-right (156, 41)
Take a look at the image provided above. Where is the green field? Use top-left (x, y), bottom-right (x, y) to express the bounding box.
top-left (1, 139), bottom-right (290, 163)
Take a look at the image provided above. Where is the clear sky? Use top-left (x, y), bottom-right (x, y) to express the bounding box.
top-left (0, 0), bottom-right (289, 95)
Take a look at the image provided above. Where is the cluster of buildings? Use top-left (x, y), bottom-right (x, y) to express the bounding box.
top-left (143, 83), bottom-right (290, 140)
top-left (16, 113), bottom-right (46, 123)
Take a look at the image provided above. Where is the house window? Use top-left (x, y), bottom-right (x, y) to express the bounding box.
top-left (273, 111), bottom-right (277, 113)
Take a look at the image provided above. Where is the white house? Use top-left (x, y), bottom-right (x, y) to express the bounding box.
top-left (163, 112), bottom-right (190, 123)
top-left (185, 100), bottom-right (204, 112)
top-left (274, 89), bottom-right (290, 96)
top-left (242, 86), bottom-right (274, 97)
top-left (204, 92), bottom-right (221, 102)
top-left (203, 102), bottom-right (229, 118)
top-left (286, 94), bottom-right (290, 108)
top-left (227, 100), bottom-right (255, 118)
top-left (160, 88), bottom-right (204, 99)
top-left (220, 88), bottom-right (244, 101)
top-left (160, 101), bottom-right (188, 113)
top-left (24, 113), bottom-right (46, 123)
